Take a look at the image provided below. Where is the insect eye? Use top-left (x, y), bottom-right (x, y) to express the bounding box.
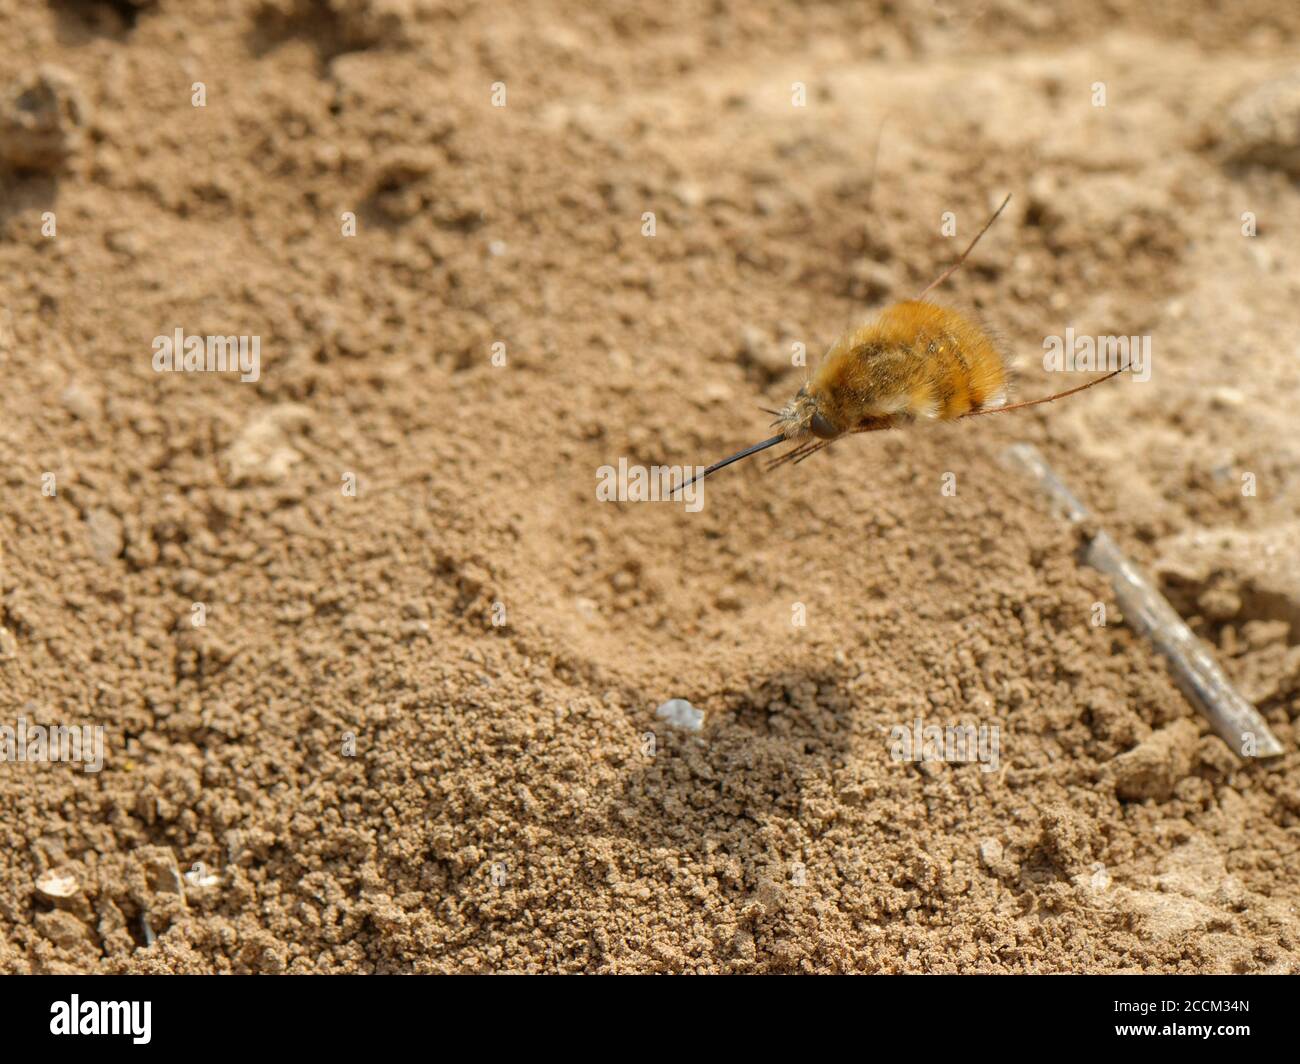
top-left (809, 411), bottom-right (839, 439)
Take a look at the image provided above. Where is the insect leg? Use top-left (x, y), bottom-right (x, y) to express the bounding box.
top-left (915, 194), bottom-right (1011, 301)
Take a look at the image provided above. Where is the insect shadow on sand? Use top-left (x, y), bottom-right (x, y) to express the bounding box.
top-left (602, 666), bottom-right (861, 859)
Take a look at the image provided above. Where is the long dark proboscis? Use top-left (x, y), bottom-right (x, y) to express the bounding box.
top-left (673, 434), bottom-right (785, 494)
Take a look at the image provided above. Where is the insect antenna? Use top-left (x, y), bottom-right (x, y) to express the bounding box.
top-left (673, 434), bottom-right (786, 495)
top-left (915, 193), bottom-right (1012, 301)
top-left (865, 113), bottom-right (891, 205)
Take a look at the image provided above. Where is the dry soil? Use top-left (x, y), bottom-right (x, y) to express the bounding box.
top-left (2, 0), bottom-right (1300, 973)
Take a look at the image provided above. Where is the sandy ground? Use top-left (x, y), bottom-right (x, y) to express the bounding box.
top-left (2, 0), bottom-right (1299, 973)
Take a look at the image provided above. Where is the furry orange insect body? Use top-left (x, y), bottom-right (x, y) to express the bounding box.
top-left (675, 194), bottom-right (1130, 492)
top-left (775, 300), bottom-right (1008, 442)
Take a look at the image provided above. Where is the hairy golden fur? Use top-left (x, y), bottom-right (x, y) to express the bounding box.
top-left (776, 301), bottom-right (1009, 440)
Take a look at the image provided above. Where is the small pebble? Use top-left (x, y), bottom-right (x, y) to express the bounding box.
top-left (35, 868), bottom-right (79, 898)
top-left (655, 698), bottom-right (704, 732)
top-left (60, 381), bottom-right (99, 420)
top-left (85, 508), bottom-right (124, 564)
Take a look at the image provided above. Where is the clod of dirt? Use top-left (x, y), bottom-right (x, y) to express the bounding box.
top-left (367, 148), bottom-right (438, 223)
top-left (35, 909), bottom-right (93, 948)
top-left (1107, 718), bottom-right (1200, 801)
top-left (1155, 523), bottom-right (1300, 634)
top-left (1223, 74), bottom-right (1300, 177)
top-left (737, 325), bottom-right (794, 386)
top-left (0, 66), bottom-right (87, 173)
top-left (977, 837), bottom-right (1017, 878)
top-left (252, 0), bottom-right (419, 61)
top-left (223, 403), bottom-right (312, 486)
top-left (141, 848), bottom-right (186, 898)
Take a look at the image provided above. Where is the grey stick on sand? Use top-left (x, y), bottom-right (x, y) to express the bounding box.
top-left (1002, 442), bottom-right (1284, 760)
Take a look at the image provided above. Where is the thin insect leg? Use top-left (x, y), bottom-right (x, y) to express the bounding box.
top-left (769, 422), bottom-right (892, 471)
top-left (915, 193), bottom-right (1012, 302)
top-left (790, 441), bottom-right (833, 466)
top-left (765, 440), bottom-right (822, 471)
top-left (962, 359), bottom-right (1130, 419)
top-left (764, 443), bottom-right (815, 471)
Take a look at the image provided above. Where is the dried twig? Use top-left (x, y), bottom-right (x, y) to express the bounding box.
top-left (1002, 443), bottom-right (1284, 760)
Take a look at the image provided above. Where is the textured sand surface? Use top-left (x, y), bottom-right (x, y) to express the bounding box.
top-left (2, 0), bottom-right (1299, 972)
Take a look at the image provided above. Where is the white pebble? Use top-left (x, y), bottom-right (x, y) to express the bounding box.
top-left (36, 868), bottom-right (79, 898)
top-left (655, 698), bottom-right (703, 732)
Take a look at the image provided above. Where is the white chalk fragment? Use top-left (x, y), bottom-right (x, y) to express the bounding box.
top-left (655, 698), bottom-right (704, 732)
top-left (35, 868), bottom-right (79, 899)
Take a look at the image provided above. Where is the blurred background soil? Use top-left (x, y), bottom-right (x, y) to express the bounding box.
top-left (1, 0), bottom-right (1299, 972)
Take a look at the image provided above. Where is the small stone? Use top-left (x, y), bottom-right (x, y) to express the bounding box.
top-left (105, 229), bottom-right (143, 259)
top-left (85, 508), bottom-right (124, 564)
top-left (60, 380), bottom-right (99, 420)
top-left (673, 182), bottom-right (704, 208)
top-left (714, 589), bottom-right (742, 611)
top-left (224, 404), bottom-right (312, 486)
top-left (1209, 387), bottom-right (1246, 409)
top-left (183, 864), bottom-right (221, 890)
top-left (400, 619), bottom-right (431, 639)
top-left (655, 698), bottom-right (704, 732)
top-left (978, 838), bottom-right (1003, 869)
top-left (35, 868), bottom-right (79, 898)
